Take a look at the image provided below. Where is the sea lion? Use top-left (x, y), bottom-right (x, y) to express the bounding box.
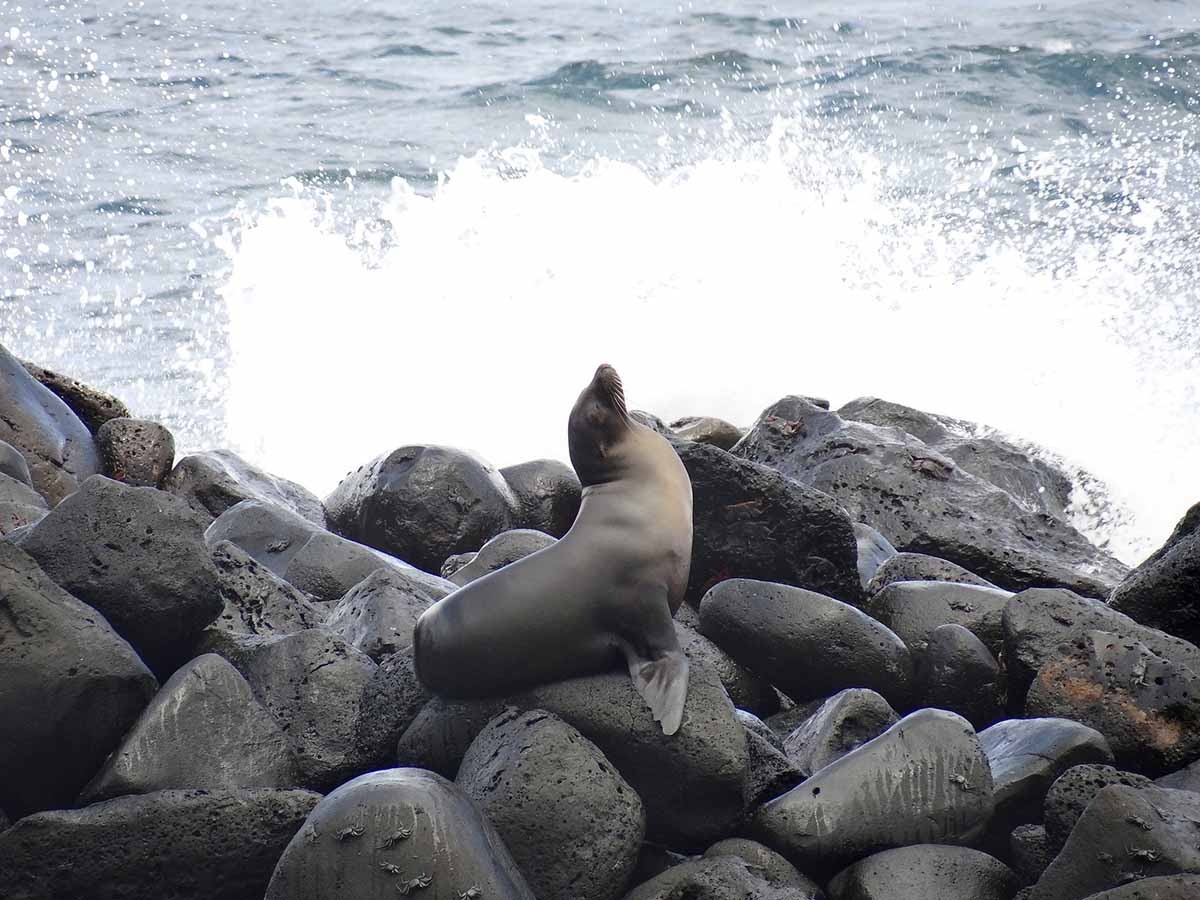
top-left (413, 364), bottom-right (693, 734)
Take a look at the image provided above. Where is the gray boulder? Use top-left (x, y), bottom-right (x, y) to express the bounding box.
top-left (866, 551), bottom-right (998, 594)
top-left (741, 711), bottom-right (807, 811)
top-left (0, 472), bottom-right (47, 536)
top-left (325, 444), bottom-right (518, 573)
top-left (323, 567), bottom-right (437, 661)
top-left (0, 439), bottom-right (32, 485)
top-left (500, 458), bottom-right (581, 538)
top-left (79, 653), bottom-right (296, 802)
top-left (623, 856), bottom-right (824, 900)
top-left (1010, 824), bottom-right (1054, 886)
top-left (678, 622), bottom-right (780, 717)
top-left (446, 528), bottom-right (556, 586)
top-left (703, 839), bottom-right (824, 894)
top-left (203, 498), bottom-right (318, 573)
top-left (0, 345), bottom-right (100, 504)
top-left (915, 623), bottom-right (1004, 728)
top-left (0, 788), bottom-right (319, 900)
top-left (264, 768), bottom-right (534, 900)
top-left (1025, 630), bottom-right (1200, 775)
top-left (1002, 588), bottom-right (1200, 706)
top-left (354, 647), bottom-right (431, 770)
top-left (95, 417), bottom-right (175, 487)
top-left (866, 580), bottom-right (1013, 655)
top-left (1157, 758), bottom-right (1200, 793)
top-left (753, 709), bottom-right (994, 875)
top-left (670, 415), bottom-right (745, 451)
top-left (19, 358), bottom-right (130, 432)
top-left (732, 396), bottom-right (1126, 596)
top-left (1082, 876), bottom-right (1200, 899)
top-left (206, 540), bottom-right (324, 640)
top-left (979, 717), bottom-right (1113, 837)
top-left (457, 709), bottom-right (645, 900)
top-left (214, 629), bottom-right (377, 790)
top-left (164, 449), bottom-right (325, 525)
top-left (283, 529), bottom-right (455, 602)
top-left (699, 579), bottom-right (913, 709)
top-left (827, 844), bottom-right (1019, 900)
top-left (676, 439), bottom-right (861, 605)
top-left (1044, 764), bottom-right (1153, 851)
top-left (13, 475), bottom-right (221, 674)
top-left (1109, 501), bottom-right (1200, 646)
top-left (1030, 785), bottom-right (1200, 900)
top-left (0, 541), bottom-right (157, 817)
top-left (853, 522), bottom-right (897, 591)
top-left (782, 688), bottom-right (899, 778)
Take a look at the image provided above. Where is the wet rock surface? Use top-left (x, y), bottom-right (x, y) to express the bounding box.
top-left (1002, 588), bottom-right (1200, 705)
top-left (282, 529), bottom-right (455, 603)
top-left (499, 458), bottom-right (581, 538)
top-left (853, 522), bottom-right (897, 590)
top-left (95, 417), bottom-right (175, 487)
top-left (0, 541), bottom-right (158, 817)
top-left (1, 345), bottom-right (100, 504)
top-left (669, 415), bottom-right (744, 451)
top-left (1109, 502), bottom-right (1200, 647)
top-left (0, 788), bottom-right (319, 900)
top-left (19, 358), bottom-right (131, 432)
top-left (264, 768), bottom-right (534, 900)
top-left (623, 856), bottom-right (825, 900)
top-left (782, 688), bottom-right (899, 778)
top-left (164, 449), bottom-right (326, 526)
top-left (827, 844), bottom-right (1019, 900)
top-left (678, 622), bottom-right (780, 717)
top-left (325, 444), bottom-right (518, 574)
top-left (699, 578), bottom-right (913, 709)
top-left (732, 396), bottom-right (1125, 596)
top-left (1029, 785), bottom-right (1200, 900)
top-left (915, 623), bottom-right (1004, 727)
top-left (675, 439), bottom-right (862, 605)
top-left (1024, 630), bottom-right (1200, 775)
top-left (445, 528), bottom-right (556, 586)
top-left (979, 717), bottom-right (1113, 836)
top-left (866, 579), bottom-right (1013, 655)
top-left (13, 474), bottom-right (221, 674)
top-left (1043, 764), bottom-right (1153, 851)
top-left (865, 551), bottom-right (998, 594)
top-left (753, 709), bottom-right (994, 875)
top-left (702, 838), bottom-right (824, 894)
top-left (79, 653), bottom-right (297, 802)
top-left (457, 709), bottom-right (645, 900)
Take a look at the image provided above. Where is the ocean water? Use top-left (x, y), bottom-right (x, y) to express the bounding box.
top-left (1, 0), bottom-right (1198, 563)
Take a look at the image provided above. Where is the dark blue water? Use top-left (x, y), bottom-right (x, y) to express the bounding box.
top-left (2, 0), bottom-right (1198, 560)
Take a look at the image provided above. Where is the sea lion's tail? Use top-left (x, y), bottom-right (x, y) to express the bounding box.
top-left (629, 651), bottom-right (690, 736)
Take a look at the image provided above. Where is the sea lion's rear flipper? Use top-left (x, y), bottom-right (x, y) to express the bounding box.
top-left (628, 651), bottom-right (689, 736)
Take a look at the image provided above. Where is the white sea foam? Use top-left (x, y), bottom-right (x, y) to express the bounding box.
top-left (219, 116), bottom-right (1200, 565)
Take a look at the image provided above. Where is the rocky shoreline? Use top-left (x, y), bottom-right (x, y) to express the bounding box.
top-left (2, 340), bottom-right (1199, 900)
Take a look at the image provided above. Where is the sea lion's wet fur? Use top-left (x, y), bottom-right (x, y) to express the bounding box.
top-left (413, 364), bottom-right (693, 734)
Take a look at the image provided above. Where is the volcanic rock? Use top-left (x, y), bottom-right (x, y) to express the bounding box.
top-left (1043, 764), bottom-right (1153, 851)
top-left (215, 629), bottom-right (377, 791)
top-left (1002, 587), bottom-right (1200, 706)
top-left (866, 551), bottom-right (998, 594)
top-left (753, 709), bottom-right (994, 875)
top-left (20, 358), bottom-right (130, 431)
top-left (1029, 785), bottom-right (1200, 900)
top-left (264, 768), bottom-right (534, 900)
top-left (286, 528), bottom-right (456, 603)
top-left (397, 654), bottom-right (748, 847)
top-left (1, 345), bottom-right (100, 504)
top-left (699, 579), bottom-right (913, 709)
top-left (325, 444), bottom-right (518, 574)
top-left (457, 709), bottom-right (645, 900)
top-left (500, 458), bottom-right (581, 538)
top-left (782, 688), bottom-right (899, 778)
top-left (0, 788), bottom-right (318, 900)
top-left (13, 474), bottom-right (221, 674)
top-left (446, 528), bottom-right (556, 586)
top-left (0, 473), bottom-right (47, 535)
top-left (1109, 502), bottom-right (1200, 646)
top-left (732, 396), bottom-right (1125, 596)
top-left (623, 857), bottom-right (824, 900)
top-left (827, 844), bottom-right (1019, 900)
top-left (1156, 758), bottom-right (1200, 793)
top-left (979, 717), bottom-right (1113, 836)
top-left (702, 839), bottom-right (823, 894)
top-left (673, 439), bottom-right (861, 605)
top-left (355, 647), bottom-right (431, 770)
top-left (95, 417), bottom-right (175, 487)
top-left (0, 440), bottom-right (32, 485)
top-left (1010, 825), bottom-right (1054, 885)
top-left (853, 522), bottom-right (897, 590)
top-left (1025, 630), bottom-right (1200, 776)
top-left (0, 541), bottom-right (157, 817)
top-left (204, 498), bottom-right (318, 573)
top-left (1082, 876), bottom-right (1200, 899)
top-left (866, 580), bottom-right (1012, 655)
top-left (80, 653), bottom-right (296, 801)
top-left (165, 449), bottom-right (325, 525)
top-left (915, 623), bottom-right (1004, 728)
top-left (678, 622), bottom-right (780, 717)
top-left (323, 567), bottom-right (436, 661)
top-left (206, 540), bottom-right (324, 639)
top-left (742, 712), bottom-right (807, 810)
top-left (669, 415), bottom-right (744, 451)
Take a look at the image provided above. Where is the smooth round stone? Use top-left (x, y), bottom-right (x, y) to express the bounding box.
top-left (827, 845), bottom-right (1018, 900)
top-left (445, 529), bottom-right (556, 586)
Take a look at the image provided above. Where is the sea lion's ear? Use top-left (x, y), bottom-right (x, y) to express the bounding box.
top-left (628, 650), bottom-right (689, 736)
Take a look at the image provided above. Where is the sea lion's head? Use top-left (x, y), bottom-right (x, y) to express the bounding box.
top-left (569, 363), bottom-right (634, 486)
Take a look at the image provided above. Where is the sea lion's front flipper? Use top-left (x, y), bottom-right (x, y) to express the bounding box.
top-left (628, 650), bottom-right (689, 736)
